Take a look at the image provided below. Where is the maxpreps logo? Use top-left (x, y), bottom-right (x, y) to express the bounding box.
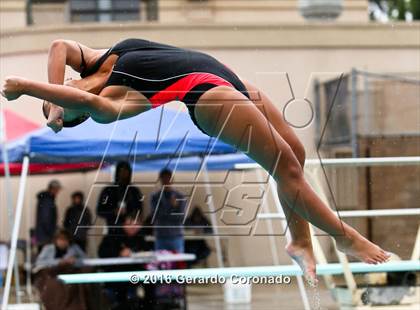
top-left (79, 72), bottom-right (346, 237)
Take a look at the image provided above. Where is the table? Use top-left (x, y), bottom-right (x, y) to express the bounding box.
top-left (82, 253), bottom-right (196, 266)
top-left (145, 234), bottom-right (231, 266)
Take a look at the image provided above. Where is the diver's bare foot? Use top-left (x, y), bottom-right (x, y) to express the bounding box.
top-left (335, 229), bottom-right (390, 264)
top-left (286, 241), bottom-right (317, 285)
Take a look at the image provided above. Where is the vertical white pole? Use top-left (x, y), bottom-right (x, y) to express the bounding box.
top-left (268, 177), bottom-right (311, 310)
top-left (25, 184), bottom-right (33, 300)
top-left (0, 108), bottom-right (22, 303)
top-left (411, 226), bottom-right (420, 261)
top-left (201, 155), bottom-right (224, 268)
top-left (1, 156), bottom-right (29, 310)
top-left (0, 110), bottom-right (13, 247)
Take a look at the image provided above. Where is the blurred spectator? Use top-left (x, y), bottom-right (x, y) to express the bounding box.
top-left (98, 212), bottom-right (151, 310)
top-left (185, 206), bottom-right (213, 266)
top-left (63, 191), bottom-right (92, 251)
top-left (34, 229), bottom-right (85, 270)
top-left (185, 206), bottom-right (213, 233)
top-left (33, 230), bottom-right (105, 310)
top-left (98, 212), bottom-right (151, 258)
top-left (150, 169), bottom-right (186, 253)
top-left (35, 180), bottom-right (61, 252)
top-left (97, 161), bottom-right (144, 229)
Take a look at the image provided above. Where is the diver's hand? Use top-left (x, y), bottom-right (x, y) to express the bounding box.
top-left (1, 76), bottom-right (27, 101)
top-left (46, 78), bottom-right (74, 133)
top-left (46, 103), bottom-right (64, 133)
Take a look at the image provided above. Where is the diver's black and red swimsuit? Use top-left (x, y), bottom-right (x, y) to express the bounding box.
top-left (81, 38), bottom-right (250, 131)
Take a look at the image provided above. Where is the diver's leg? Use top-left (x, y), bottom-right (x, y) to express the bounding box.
top-left (242, 80), bottom-right (316, 277)
top-left (194, 86), bottom-right (390, 265)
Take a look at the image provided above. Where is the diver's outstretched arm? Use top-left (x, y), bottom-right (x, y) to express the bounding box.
top-left (2, 76), bottom-right (117, 123)
top-left (2, 76), bottom-right (150, 123)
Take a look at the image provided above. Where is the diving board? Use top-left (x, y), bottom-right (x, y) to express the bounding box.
top-left (258, 208), bottom-right (420, 220)
top-left (59, 260), bottom-right (420, 284)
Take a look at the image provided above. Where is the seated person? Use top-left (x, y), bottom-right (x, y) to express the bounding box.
top-left (33, 229), bottom-right (105, 310)
top-left (98, 212), bottom-right (151, 258)
top-left (184, 206), bottom-right (213, 267)
top-left (98, 212), bottom-right (152, 310)
top-left (35, 228), bottom-right (85, 271)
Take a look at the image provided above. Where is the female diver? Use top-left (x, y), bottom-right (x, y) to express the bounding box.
top-left (1, 38), bottom-right (390, 281)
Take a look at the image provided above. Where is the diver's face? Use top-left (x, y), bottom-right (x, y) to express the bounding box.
top-left (42, 77), bottom-right (96, 129)
top-left (43, 101), bottom-right (87, 124)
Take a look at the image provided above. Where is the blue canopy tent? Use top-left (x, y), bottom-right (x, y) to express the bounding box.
top-left (2, 106), bottom-right (244, 164)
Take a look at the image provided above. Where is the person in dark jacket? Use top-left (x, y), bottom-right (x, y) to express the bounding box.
top-left (185, 206), bottom-right (213, 267)
top-left (63, 191), bottom-right (92, 251)
top-left (97, 161), bottom-right (144, 230)
top-left (98, 212), bottom-right (151, 310)
top-left (98, 213), bottom-right (151, 258)
top-left (35, 180), bottom-right (61, 252)
top-left (150, 168), bottom-right (186, 253)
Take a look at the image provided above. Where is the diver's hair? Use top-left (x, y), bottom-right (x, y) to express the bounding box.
top-left (62, 115), bottom-right (90, 128)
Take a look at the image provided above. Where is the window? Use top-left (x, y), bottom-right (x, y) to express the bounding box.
top-left (70, 0), bottom-right (141, 22)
